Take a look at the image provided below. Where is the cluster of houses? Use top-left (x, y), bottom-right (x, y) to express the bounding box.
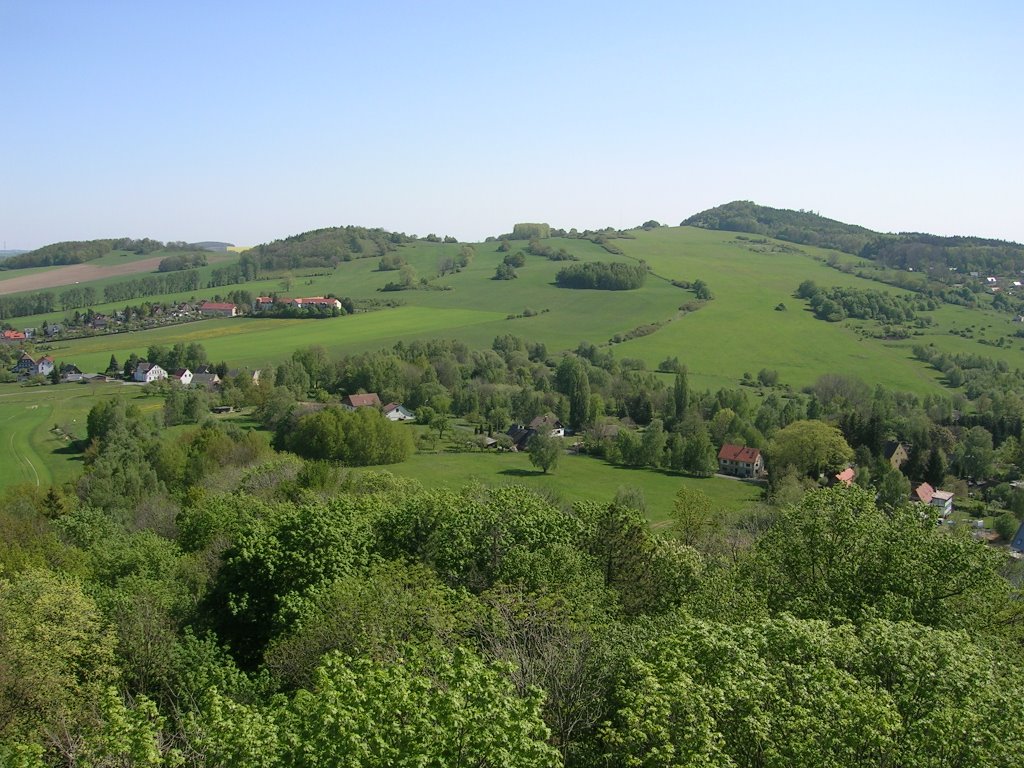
top-left (715, 439), bottom-right (957, 515)
top-left (130, 362), bottom-right (235, 389)
top-left (9, 351), bottom-right (97, 383)
top-left (12, 351), bottom-right (55, 378)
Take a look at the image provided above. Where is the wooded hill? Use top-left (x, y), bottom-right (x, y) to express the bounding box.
top-left (1, 238), bottom-right (200, 269)
top-left (244, 226), bottom-right (415, 270)
top-left (683, 200), bottom-right (1024, 275)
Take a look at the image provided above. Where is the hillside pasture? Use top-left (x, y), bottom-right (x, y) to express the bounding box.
top-left (9, 228), bottom-right (1024, 402)
top-left (0, 382), bottom-right (158, 488)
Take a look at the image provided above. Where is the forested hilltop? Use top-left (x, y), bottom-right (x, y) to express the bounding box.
top-left (684, 200), bottom-right (1024, 274)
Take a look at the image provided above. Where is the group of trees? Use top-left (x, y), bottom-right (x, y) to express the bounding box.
top-left (4, 431), bottom-right (1024, 766)
top-left (495, 250), bottom-right (527, 280)
top-left (273, 406), bottom-right (414, 465)
top-left (0, 290), bottom-right (57, 319)
top-left (102, 270), bottom-right (202, 304)
top-left (555, 262), bottom-right (647, 291)
top-left (246, 226), bottom-right (412, 270)
top-left (157, 253), bottom-right (208, 272)
top-left (796, 279), bottom-right (934, 324)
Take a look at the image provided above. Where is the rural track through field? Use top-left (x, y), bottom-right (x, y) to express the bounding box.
top-left (3, 411), bottom-right (40, 486)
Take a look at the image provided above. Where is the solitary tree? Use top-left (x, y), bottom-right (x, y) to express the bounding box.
top-left (527, 432), bottom-right (561, 474)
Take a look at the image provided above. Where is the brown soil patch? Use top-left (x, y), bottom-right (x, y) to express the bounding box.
top-left (1, 256), bottom-right (186, 296)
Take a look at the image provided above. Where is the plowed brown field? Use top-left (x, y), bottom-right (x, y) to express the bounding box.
top-left (0, 256), bottom-right (168, 295)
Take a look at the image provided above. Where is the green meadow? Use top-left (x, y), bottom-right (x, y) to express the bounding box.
top-left (20, 226), bottom-right (1022, 398)
top-left (0, 383), bottom-right (161, 488)
top-left (386, 449), bottom-right (764, 528)
top-left (6, 225), bottom-right (1024, 500)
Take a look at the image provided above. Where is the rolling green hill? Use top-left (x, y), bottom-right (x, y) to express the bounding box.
top-left (684, 200), bottom-right (1024, 275)
top-left (8, 222), bottom-right (1024, 400)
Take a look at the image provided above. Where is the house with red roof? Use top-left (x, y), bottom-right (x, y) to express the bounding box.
top-left (1, 329), bottom-right (27, 342)
top-left (717, 444), bottom-right (764, 478)
top-left (913, 482), bottom-right (954, 517)
top-left (199, 301), bottom-right (238, 317)
top-left (341, 393), bottom-right (382, 410)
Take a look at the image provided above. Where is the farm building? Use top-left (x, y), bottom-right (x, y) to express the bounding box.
top-left (199, 301), bottom-right (238, 317)
top-left (342, 393), bottom-right (382, 410)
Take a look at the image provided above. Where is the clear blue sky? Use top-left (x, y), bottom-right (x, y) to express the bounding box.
top-left (2, 1), bottom-right (1021, 249)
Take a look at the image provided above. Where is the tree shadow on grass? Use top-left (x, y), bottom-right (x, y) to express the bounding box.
top-left (498, 468), bottom-right (548, 477)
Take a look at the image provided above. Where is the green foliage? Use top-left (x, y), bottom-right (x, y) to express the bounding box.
top-left (266, 560), bottom-right (463, 689)
top-left (798, 282), bottom-right (928, 324)
top-left (683, 200), bottom-right (878, 255)
top-left (555, 261), bottom-right (647, 291)
top-left (511, 223), bottom-right (551, 240)
top-left (0, 569), bottom-right (119, 749)
top-left (753, 485), bottom-right (1012, 630)
top-left (765, 419), bottom-right (854, 482)
top-left (528, 431), bottom-right (562, 474)
top-left (601, 613), bottom-right (1024, 768)
top-left (207, 494), bottom-right (378, 666)
top-left (157, 252), bottom-right (207, 272)
top-left (494, 262), bottom-right (518, 280)
top-left (277, 406), bottom-right (414, 466)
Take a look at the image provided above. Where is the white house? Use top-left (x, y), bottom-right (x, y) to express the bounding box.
top-left (134, 362), bottom-right (168, 383)
top-left (914, 482), bottom-right (954, 517)
top-left (33, 356), bottom-right (55, 377)
top-left (171, 368), bottom-right (193, 386)
top-left (383, 402), bottom-right (415, 421)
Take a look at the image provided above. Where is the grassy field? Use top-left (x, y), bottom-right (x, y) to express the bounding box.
top-left (0, 382), bottom-right (161, 489)
top-left (13, 227), bottom-right (1020, 399)
top-left (386, 449), bottom-right (764, 528)
top-left (6, 226), bottom-right (1024, 503)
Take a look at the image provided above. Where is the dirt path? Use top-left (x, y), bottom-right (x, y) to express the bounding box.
top-left (0, 256), bottom-right (170, 295)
